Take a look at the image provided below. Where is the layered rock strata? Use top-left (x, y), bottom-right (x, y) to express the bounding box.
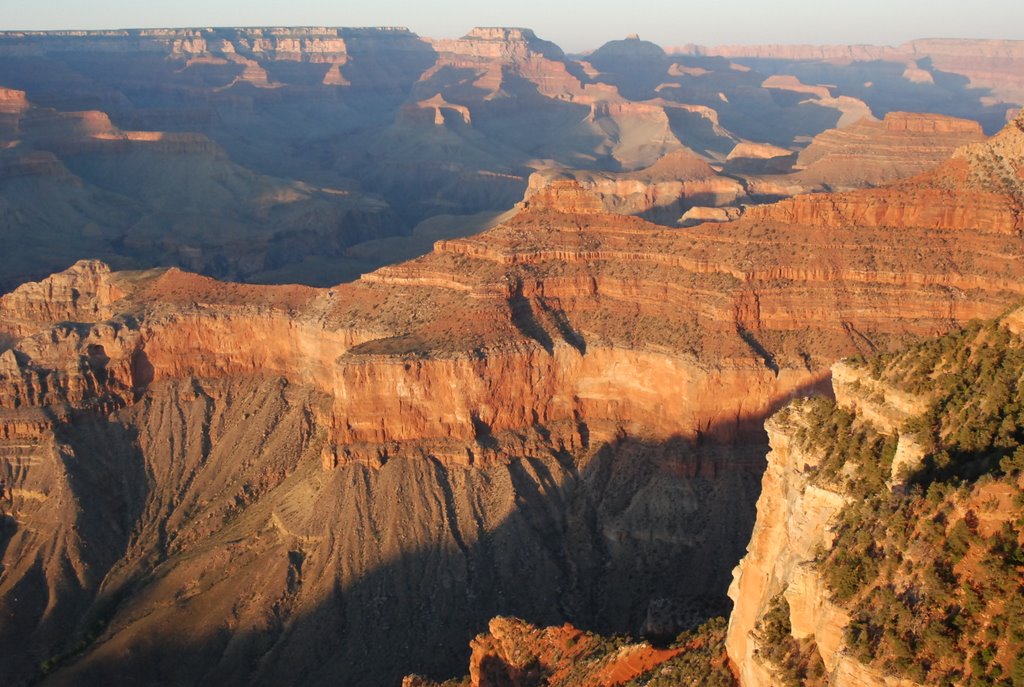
top-left (726, 311), bottom-right (1024, 686)
top-left (673, 39), bottom-right (1024, 104)
top-left (792, 112), bottom-right (986, 189)
top-left (2, 114), bottom-right (1024, 686)
top-left (523, 149), bottom-right (745, 221)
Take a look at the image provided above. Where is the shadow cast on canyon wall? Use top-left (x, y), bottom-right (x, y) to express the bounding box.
top-left (0, 413), bottom-right (150, 684)
top-left (30, 379), bottom-right (833, 687)
top-left (734, 57), bottom-right (1014, 134)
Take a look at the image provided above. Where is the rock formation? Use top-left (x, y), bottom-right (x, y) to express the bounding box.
top-left (791, 112), bottom-right (986, 190)
top-left (0, 28), bottom-right (1017, 291)
top-left (3, 28), bottom-right (1024, 687)
top-left (523, 149), bottom-right (745, 221)
top-left (0, 88), bottom-right (403, 290)
top-left (2, 112), bottom-right (1024, 686)
top-left (727, 306), bottom-right (1024, 686)
top-left (724, 142), bottom-right (798, 175)
top-left (403, 616), bottom-right (735, 687)
top-left (725, 399), bottom-right (854, 687)
top-left (671, 39), bottom-right (1024, 132)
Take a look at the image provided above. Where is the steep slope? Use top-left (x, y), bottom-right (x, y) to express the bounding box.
top-left (403, 616), bottom-right (736, 687)
top-left (727, 310), bottom-right (1024, 687)
top-left (522, 149), bottom-right (745, 223)
top-left (791, 112), bottom-right (986, 190)
top-left (746, 109), bottom-right (1024, 235)
top-left (419, 27), bottom-right (698, 170)
top-left (674, 39), bottom-right (1023, 133)
top-left (1, 112), bottom-right (1024, 687)
top-left (1, 28), bottom-right (1019, 293)
top-left (585, 36), bottom-right (870, 151)
top-left (0, 89), bottom-right (402, 290)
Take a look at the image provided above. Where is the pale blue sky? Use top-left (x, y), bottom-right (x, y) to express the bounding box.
top-left (2, 0), bottom-right (1022, 52)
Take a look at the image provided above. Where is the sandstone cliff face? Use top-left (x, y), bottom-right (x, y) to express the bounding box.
top-left (727, 307), bottom-right (1024, 686)
top-left (725, 363), bottom-right (926, 687)
top-left (792, 112), bottom-right (986, 190)
top-left (523, 149), bottom-right (745, 221)
top-left (750, 116), bottom-right (1024, 234)
top-left (2, 26), bottom-right (1018, 298)
top-left (3, 113), bottom-right (1024, 686)
top-left (403, 615), bottom-right (735, 687)
top-left (724, 407), bottom-right (845, 686)
top-left (748, 186), bottom-right (1020, 234)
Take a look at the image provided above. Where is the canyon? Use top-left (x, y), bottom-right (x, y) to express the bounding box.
top-left (435, 304), bottom-right (1024, 687)
top-left (1, 26), bottom-right (1024, 687)
top-left (0, 28), bottom-right (1021, 291)
top-left (1, 103), bottom-right (1023, 686)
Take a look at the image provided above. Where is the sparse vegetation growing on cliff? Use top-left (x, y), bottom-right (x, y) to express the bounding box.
top-left (752, 595), bottom-right (827, 687)
top-left (620, 617), bottom-right (737, 687)
top-left (813, 318), bottom-right (1024, 685)
top-left (786, 396), bottom-right (897, 499)
top-left (410, 617), bottom-right (737, 687)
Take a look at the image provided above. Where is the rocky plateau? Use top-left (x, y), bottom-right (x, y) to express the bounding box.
top-left (0, 29), bottom-right (1021, 289)
top-left (0, 107), bottom-right (1023, 686)
top-left (2, 26), bottom-right (1024, 687)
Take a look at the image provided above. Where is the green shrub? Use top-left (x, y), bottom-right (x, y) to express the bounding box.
top-left (807, 316), bottom-right (1024, 685)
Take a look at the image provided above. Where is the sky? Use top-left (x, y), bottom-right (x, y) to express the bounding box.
top-left (2, 0), bottom-right (1023, 52)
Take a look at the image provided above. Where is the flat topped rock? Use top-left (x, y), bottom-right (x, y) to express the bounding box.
top-left (882, 111), bottom-right (983, 134)
top-left (727, 141), bottom-right (794, 161)
top-left (463, 27), bottom-right (539, 42)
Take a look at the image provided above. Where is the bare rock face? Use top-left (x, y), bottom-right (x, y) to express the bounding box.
top-left (724, 142), bottom-right (797, 175)
top-left (725, 298), bottom-right (1024, 686)
top-left (523, 149), bottom-right (745, 221)
top-left (725, 408), bottom-right (850, 687)
top-left (404, 615), bottom-right (733, 687)
top-left (0, 86), bottom-right (28, 111)
top-left (792, 112), bottom-right (986, 190)
top-left (678, 205), bottom-right (744, 226)
top-left (725, 356), bottom-right (941, 687)
top-left (0, 259), bottom-right (122, 335)
top-left (903, 38), bottom-right (1024, 103)
top-left (673, 39), bottom-right (1024, 103)
top-left (0, 88), bottom-right (405, 291)
top-left (750, 116), bottom-right (1024, 235)
top-left (2, 93), bottom-right (1024, 687)
top-left (2, 26), bottom-right (1019, 297)
top-left (720, 313), bottom-right (1024, 687)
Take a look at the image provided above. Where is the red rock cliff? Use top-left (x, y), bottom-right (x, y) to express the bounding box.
top-left (2, 114), bottom-right (1024, 686)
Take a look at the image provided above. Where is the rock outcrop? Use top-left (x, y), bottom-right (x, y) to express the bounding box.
top-left (0, 89), bottom-right (405, 291)
top-left (2, 37), bottom-right (1024, 687)
top-left (1, 27), bottom-right (1019, 294)
top-left (749, 111), bottom-right (1024, 234)
top-left (4, 112), bottom-right (1024, 683)
top-left (673, 39), bottom-right (1024, 104)
top-left (727, 306), bottom-right (1024, 686)
top-left (403, 616), bottom-right (735, 687)
top-left (726, 357), bottom-right (933, 686)
top-left (725, 404), bottom-right (850, 687)
top-left (724, 141), bottom-right (798, 175)
top-left (523, 149), bottom-right (745, 221)
top-left (791, 112), bottom-right (986, 190)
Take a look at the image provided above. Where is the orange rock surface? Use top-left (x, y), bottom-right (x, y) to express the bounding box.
top-left (4, 116), bottom-right (1024, 462)
top-left (791, 112), bottom-right (986, 189)
top-left (1, 107), bottom-right (1023, 687)
top-left (403, 617), bottom-right (698, 687)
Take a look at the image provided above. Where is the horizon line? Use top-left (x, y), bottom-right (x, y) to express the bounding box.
top-left (0, 25), bottom-right (1022, 50)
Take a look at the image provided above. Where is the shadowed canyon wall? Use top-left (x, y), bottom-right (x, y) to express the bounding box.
top-left (2, 111), bottom-right (1024, 685)
top-left (1, 29), bottom-right (1021, 290)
